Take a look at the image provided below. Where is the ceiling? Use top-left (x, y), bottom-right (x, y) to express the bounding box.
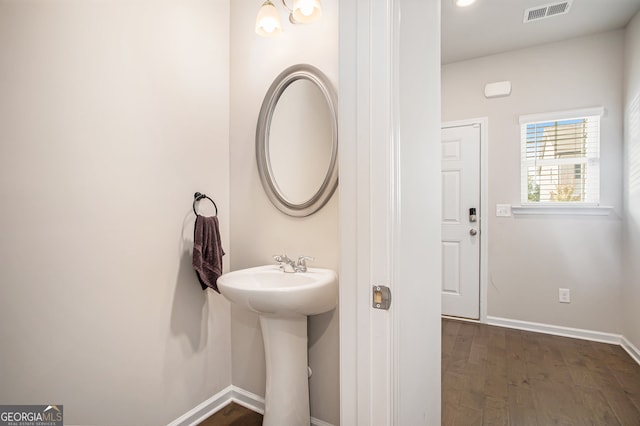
top-left (441, 0), bottom-right (640, 64)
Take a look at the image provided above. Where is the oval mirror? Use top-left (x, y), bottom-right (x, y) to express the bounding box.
top-left (256, 64), bottom-right (338, 217)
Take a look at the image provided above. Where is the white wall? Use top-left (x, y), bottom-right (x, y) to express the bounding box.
top-left (0, 1), bottom-right (231, 424)
top-left (623, 11), bottom-right (640, 350)
top-left (229, 1), bottom-right (340, 424)
top-left (442, 31), bottom-right (625, 333)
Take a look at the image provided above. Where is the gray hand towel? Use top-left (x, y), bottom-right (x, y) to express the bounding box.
top-left (192, 215), bottom-right (225, 293)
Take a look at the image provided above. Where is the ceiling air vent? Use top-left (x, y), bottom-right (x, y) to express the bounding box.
top-left (523, 1), bottom-right (572, 23)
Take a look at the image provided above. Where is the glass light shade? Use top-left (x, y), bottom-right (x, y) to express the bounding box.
top-left (455, 0), bottom-right (476, 6)
top-left (256, 1), bottom-right (283, 37)
top-left (291, 0), bottom-right (322, 24)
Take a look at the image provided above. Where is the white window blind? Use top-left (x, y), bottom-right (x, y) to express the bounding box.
top-left (520, 107), bottom-right (603, 205)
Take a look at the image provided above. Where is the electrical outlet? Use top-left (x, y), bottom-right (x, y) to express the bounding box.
top-left (559, 288), bottom-right (571, 303)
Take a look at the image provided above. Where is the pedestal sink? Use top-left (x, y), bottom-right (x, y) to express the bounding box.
top-left (217, 265), bottom-right (338, 426)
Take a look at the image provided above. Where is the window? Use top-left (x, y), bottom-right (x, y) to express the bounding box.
top-left (520, 107), bottom-right (603, 205)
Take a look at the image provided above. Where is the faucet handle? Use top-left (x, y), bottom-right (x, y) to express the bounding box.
top-left (273, 254), bottom-right (296, 272)
top-left (296, 256), bottom-right (315, 271)
top-left (273, 254), bottom-right (290, 263)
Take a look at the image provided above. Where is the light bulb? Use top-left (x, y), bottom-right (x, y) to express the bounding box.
top-left (291, 0), bottom-right (322, 23)
top-left (256, 0), bottom-right (283, 37)
top-left (262, 19), bottom-right (277, 33)
top-left (299, 0), bottom-right (314, 16)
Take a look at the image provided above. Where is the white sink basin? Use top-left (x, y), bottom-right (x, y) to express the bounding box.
top-left (216, 264), bottom-right (338, 426)
top-left (217, 265), bottom-right (338, 316)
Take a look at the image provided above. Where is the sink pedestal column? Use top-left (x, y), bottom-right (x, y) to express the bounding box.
top-left (259, 314), bottom-right (310, 426)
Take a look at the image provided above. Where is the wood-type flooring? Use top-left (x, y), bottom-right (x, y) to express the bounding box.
top-left (442, 318), bottom-right (640, 425)
top-left (199, 320), bottom-right (640, 425)
top-left (198, 402), bottom-right (262, 426)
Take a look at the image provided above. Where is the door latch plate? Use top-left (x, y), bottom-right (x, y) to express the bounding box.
top-left (372, 285), bottom-right (391, 310)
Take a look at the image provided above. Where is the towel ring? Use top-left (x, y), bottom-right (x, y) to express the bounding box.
top-left (193, 192), bottom-right (218, 217)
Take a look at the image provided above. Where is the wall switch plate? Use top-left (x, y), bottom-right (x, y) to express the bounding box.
top-left (559, 288), bottom-right (571, 303)
top-left (496, 204), bottom-right (512, 217)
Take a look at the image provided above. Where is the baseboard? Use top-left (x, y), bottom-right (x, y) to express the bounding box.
top-left (167, 385), bottom-right (334, 426)
top-left (167, 385), bottom-right (235, 426)
top-left (486, 316), bottom-right (640, 366)
top-left (310, 415), bottom-right (336, 426)
top-left (486, 316), bottom-right (622, 344)
top-left (621, 335), bottom-right (640, 365)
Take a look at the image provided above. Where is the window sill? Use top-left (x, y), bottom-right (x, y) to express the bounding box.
top-left (511, 205), bottom-right (614, 216)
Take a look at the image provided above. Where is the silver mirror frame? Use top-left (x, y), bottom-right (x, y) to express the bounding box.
top-left (256, 64), bottom-right (338, 217)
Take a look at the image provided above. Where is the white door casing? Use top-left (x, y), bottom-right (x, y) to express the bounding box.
top-left (441, 123), bottom-right (485, 320)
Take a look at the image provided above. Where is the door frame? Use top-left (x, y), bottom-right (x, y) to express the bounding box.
top-left (442, 117), bottom-right (489, 323)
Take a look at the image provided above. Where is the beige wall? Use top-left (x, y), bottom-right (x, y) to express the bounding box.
top-left (623, 11), bottom-right (640, 350)
top-left (0, 1), bottom-right (231, 424)
top-left (442, 30), bottom-right (625, 333)
top-left (229, 0), bottom-right (340, 424)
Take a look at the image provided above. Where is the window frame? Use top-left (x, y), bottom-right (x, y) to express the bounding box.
top-left (519, 107), bottom-right (604, 208)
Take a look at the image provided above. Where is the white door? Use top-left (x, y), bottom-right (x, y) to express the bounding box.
top-left (339, 0), bottom-right (442, 424)
top-left (441, 125), bottom-right (481, 319)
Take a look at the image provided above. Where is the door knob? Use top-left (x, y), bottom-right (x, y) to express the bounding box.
top-left (470, 228), bottom-right (478, 236)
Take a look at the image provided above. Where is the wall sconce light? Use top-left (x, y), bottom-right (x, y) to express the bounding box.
top-left (256, 0), bottom-right (323, 37)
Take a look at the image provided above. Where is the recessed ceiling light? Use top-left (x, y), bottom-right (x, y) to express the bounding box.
top-left (455, 0), bottom-right (476, 7)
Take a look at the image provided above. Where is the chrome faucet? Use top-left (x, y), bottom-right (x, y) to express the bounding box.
top-left (273, 255), bottom-right (315, 273)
